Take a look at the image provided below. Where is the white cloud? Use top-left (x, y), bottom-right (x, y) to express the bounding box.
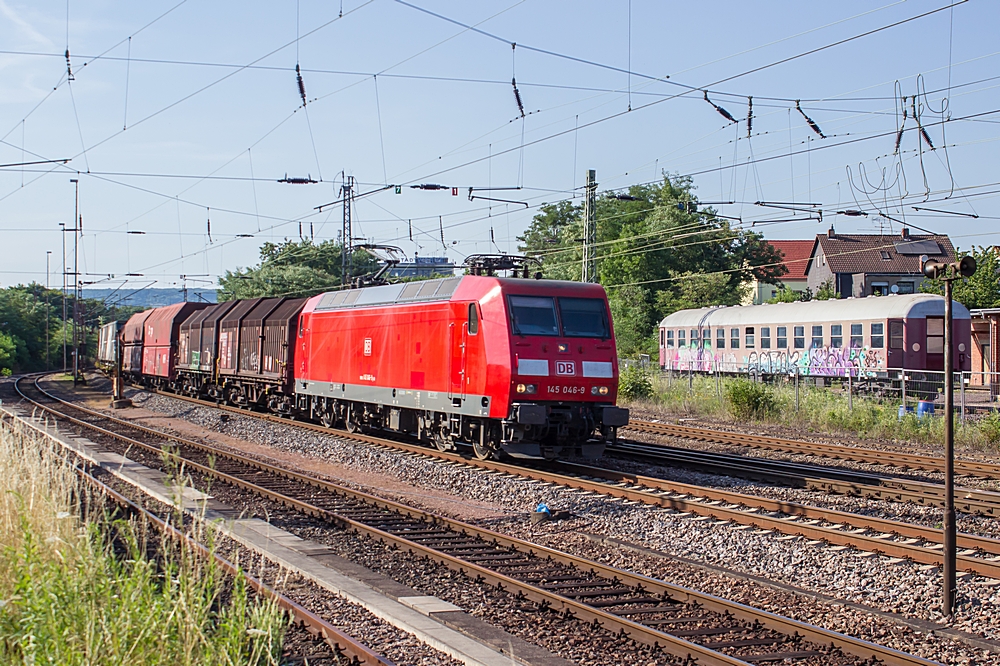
top-left (0, 0), bottom-right (54, 48)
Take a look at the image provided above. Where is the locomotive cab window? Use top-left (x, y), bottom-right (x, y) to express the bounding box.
top-left (744, 327), bottom-right (755, 348)
top-left (509, 296), bottom-right (558, 336)
top-left (468, 303), bottom-right (479, 335)
top-left (830, 324), bottom-right (843, 348)
top-left (558, 298), bottom-right (609, 338)
top-left (776, 327), bottom-right (787, 349)
top-left (760, 326), bottom-right (771, 349)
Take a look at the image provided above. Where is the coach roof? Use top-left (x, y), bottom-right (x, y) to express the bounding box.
top-left (659, 294), bottom-right (970, 329)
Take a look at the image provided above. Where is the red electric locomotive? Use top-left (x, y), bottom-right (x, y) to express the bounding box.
top-left (295, 274), bottom-right (628, 459)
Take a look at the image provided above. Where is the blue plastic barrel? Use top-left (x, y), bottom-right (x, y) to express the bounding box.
top-left (916, 400), bottom-right (936, 418)
top-left (898, 405), bottom-right (915, 420)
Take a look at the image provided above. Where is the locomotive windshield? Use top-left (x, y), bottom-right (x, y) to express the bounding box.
top-left (559, 298), bottom-right (609, 338)
top-left (509, 296), bottom-right (559, 336)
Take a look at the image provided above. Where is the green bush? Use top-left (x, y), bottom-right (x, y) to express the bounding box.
top-left (724, 378), bottom-right (778, 420)
top-left (619, 364), bottom-right (654, 401)
top-left (978, 412), bottom-right (1000, 444)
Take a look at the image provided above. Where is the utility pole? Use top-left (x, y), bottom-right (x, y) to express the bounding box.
top-left (581, 169), bottom-right (597, 283)
top-left (341, 175), bottom-right (355, 287)
top-left (45, 251), bottom-right (51, 371)
top-left (60, 222), bottom-right (67, 372)
top-left (922, 254), bottom-right (977, 617)
top-left (71, 178), bottom-right (80, 385)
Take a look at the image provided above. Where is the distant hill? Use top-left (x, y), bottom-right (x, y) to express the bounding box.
top-left (81, 288), bottom-right (217, 308)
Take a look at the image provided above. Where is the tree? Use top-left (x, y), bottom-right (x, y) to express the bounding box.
top-left (767, 287), bottom-right (805, 303)
top-left (919, 245), bottom-right (1000, 309)
top-left (0, 331), bottom-right (17, 375)
top-left (814, 278), bottom-right (837, 301)
top-left (217, 239), bottom-right (379, 301)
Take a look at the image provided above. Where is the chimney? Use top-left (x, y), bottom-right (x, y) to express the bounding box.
top-left (827, 225), bottom-right (835, 239)
top-left (901, 227), bottom-right (910, 240)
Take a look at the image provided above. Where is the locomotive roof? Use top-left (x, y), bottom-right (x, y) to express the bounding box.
top-left (307, 275), bottom-right (606, 312)
top-left (659, 293), bottom-right (971, 329)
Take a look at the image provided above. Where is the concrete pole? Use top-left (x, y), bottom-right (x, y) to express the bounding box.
top-left (943, 277), bottom-right (956, 616)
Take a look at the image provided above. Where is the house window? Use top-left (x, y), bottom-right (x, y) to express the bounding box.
top-left (830, 324), bottom-right (843, 348)
top-left (897, 281), bottom-right (914, 294)
top-left (889, 321), bottom-right (903, 349)
top-left (678, 330), bottom-right (685, 346)
top-left (665, 330), bottom-right (674, 348)
top-left (871, 283), bottom-right (889, 296)
top-left (777, 326), bottom-right (787, 349)
top-left (760, 326), bottom-right (771, 349)
top-left (926, 317), bottom-right (944, 354)
top-left (730, 328), bottom-right (739, 349)
top-left (794, 326), bottom-right (805, 349)
top-left (811, 325), bottom-right (824, 349)
top-left (871, 323), bottom-right (884, 348)
top-left (850, 323), bottom-right (863, 348)
top-left (745, 327), bottom-right (755, 348)
top-left (716, 328), bottom-right (725, 349)
top-left (880, 250), bottom-right (891, 260)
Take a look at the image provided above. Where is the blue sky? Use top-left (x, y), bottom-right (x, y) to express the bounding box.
top-left (0, 0), bottom-right (996, 291)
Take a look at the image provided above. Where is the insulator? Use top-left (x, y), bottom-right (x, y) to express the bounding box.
top-left (65, 49), bottom-right (74, 81)
top-left (894, 128), bottom-right (904, 155)
top-left (512, 78), bottom-right (525, 118)
top-left (296, 63), bottom-right (307, 106)
top-left (206, 215), bottom-right (212, 244)
top-left (919, 126), bottom-right (934, 149)
top-left (704, 91), bottom-right (735, 124)
top-left (746, 96), bottom-right (753, 137)
top-left (795, 100), bottom-right (825, 139)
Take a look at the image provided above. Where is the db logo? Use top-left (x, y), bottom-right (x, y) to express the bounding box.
top-left (555, 361), bottom-right (576, 376)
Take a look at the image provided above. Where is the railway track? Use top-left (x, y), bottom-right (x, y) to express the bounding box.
top-left (14, 375), bottom-right (941, 666)
top-left (0, 403), bottom-right (392, 666)
top-left (626, 419), bottom-right (1000, 480)
top-left (45, 376), bottom-right (1000, 579)
top-left (607, 439), bottom-right (1000, 517)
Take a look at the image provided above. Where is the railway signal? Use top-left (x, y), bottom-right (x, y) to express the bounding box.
top-left (922, 253), bottom-right (977, 616)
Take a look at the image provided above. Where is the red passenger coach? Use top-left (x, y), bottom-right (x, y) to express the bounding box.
top-left (295, 275), bottom-right (628, 459)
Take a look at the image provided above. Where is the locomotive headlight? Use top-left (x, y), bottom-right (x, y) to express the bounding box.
top-left (599, 385), bottom-right (609, 395)
top-left (592, 385), bottom-right (609, 395)
top-left (517, 383), bottom-right (527, 393)
top-left (516, 383), bottom-right (537, 394)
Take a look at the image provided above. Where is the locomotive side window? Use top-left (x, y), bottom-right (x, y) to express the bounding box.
top-left (811, 325), bottom-right (823, 348)
top-left (716, 328), bottom-right (725, 349)
top-left (468, 303), bottom-right (479, 335)
top-left (889, 321), bottom-right (903, 349)
top-left (926, 317), bottom-right (944, 354)
top-left (730, 328), bottom-right (739, 349)
top-left (760, 327), bottom-right (771, 349)
top-left (793, 326), bottom-right (805, 349)
top-left (776, 327), bottom-right (787, 349)
top-left (509, 296), bottom-right (559, 336)
top-left (744, 327), bottom-right (755, 348)
top-left (666, 330), bottom-right (674, 347)
top-left (830, 324), bottom-right (843, 348)
top-left (558, 298), bottom-right (610, 338)
top-left (871, 323), bottom-right (885, 348)
top-left (850, 324), bottom-right (863, 348)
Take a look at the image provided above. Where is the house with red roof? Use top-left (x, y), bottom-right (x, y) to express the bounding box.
top-left (743, 239), bottom-right (814, 304)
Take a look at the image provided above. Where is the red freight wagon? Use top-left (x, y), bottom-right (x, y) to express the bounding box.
top-left (295, 275), bottom-right (628, 459)
top-left (140, 303), bottom-right (210, 379)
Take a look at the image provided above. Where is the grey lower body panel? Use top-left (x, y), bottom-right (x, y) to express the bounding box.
top-left (297, 380), bottom-right (491, 418)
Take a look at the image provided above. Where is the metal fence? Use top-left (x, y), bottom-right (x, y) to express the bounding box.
top-left (626, 359), bottom-right (1000, 417)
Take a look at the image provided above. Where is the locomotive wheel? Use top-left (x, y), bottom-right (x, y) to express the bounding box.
top-left (472, 438), bottom-right (496, 461)
top-left (433, 433), bottom-right (453, 452)
top-left (319, 410), bottom-right (335, 428)
top-left (345, 407), bottom-right (360, 433)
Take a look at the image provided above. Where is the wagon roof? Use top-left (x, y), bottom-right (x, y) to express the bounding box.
top-left (659, 293), bottom-right (971, 329)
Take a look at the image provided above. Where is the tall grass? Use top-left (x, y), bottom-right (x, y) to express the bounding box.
top-left (0, 420), bottom-right (288, 665)
top-left (625, 371), bottom-right (1000, 451)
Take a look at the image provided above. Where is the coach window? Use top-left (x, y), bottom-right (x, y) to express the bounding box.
top-left (794, 326), bottom-right (805, 349)
top-left (850, 324), bottom-right (863, 348)
top-left (889, 321), bottom-right (903, 349)
top-left (690, 329), bottom-right (699, 347)
top-left (830, 324), bottom-right (843, 348)
top-left (745, 327), bottom-right (755, 348)
top-left (716, 328), bottom-right (725, 349)
top-left (660, 329), bottom-right (665, 347)
top-left (871, 323), bottom-right (885, 348)
top-left (777, 327), bottom-right (787, 349)
top-left (730, 328), bottom-right (739, 349)
top-left (811, 325), bottom-right (824, 348)
top-left (702, 329), bottom-right (711, 348)
top-left (468, 303), bottom-right (479, 335)
top-left (678, 330), bottom-right (686, 347)
top-left (926, 317), bottom-right (944, 354)
top-left (760, 326), bottom-right (771, 349)
top-left (666, 330), bottom-right (674, 347)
